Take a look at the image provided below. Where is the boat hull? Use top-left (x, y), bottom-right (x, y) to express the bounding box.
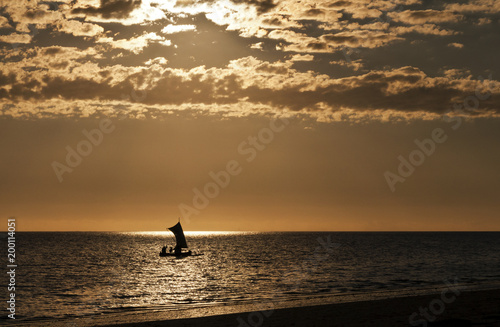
top-left (159, 252), bottom-right (203, 257)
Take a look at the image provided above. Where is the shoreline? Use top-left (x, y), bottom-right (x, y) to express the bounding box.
top-left (105, 288), bottom-right (500, 327)
top-left (11, 285), bottom-right (500, 326)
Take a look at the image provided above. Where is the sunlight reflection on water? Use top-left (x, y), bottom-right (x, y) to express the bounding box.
top-left (5, 232), bottom-right (500, 321)
top-left (126, 231), bottom-right (258, 237)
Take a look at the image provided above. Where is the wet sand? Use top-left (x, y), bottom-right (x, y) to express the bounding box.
top-left (103, 288), bottom-right (500, 327)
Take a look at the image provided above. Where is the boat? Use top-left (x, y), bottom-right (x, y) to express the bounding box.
top-left (159, 221), bottom-right (203, 257)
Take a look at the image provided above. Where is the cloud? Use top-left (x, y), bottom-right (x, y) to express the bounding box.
top-left (330, 59), bottom-right (364, 71)
top-left (56, 19), bottom-right (104, 37)
top-left (97, 32), bottom-right (171, 54)
top-left (476, 17), bottom-right (492, 25)
top-left (391, 24), bottom-right (458, 36)
top-left (0, 16), bottom-right (11, 28)
top-left (290, 54), bottom-right (314, 61)
top-left (71, 0), bottom-right (142, 19)
top-left (448, 42), bottom-right (464, 49)
top-left (145, 57), bottom-right (168, 65)
top-left (69, 0), bottom-right (165, 25)
top-left (0, 46), bottom-right (104, 85)
top-left (445, 0), bottom-right (500, 13)
top-left (320, 30), bottom-right (402, 48)
top-left (231, 0), bottom-right (277, 13)
top-left (250, 42), bottom-right (264, 50)
top-left (389, 10), bottom-right (462, 24)
top-left (1, 0), bottom-right (499, 123)
top-left (443, 69), bottom-right (471, 79)
top-left (1, 1), bottom-right (63, 33)
top-left (268, 28), bottom-right (402, 53)
top-left (161, 24), bottom-right (197, 34)
top-left (350, 7), bottom-right (382, 19)
top-left (0, 33), bottom-right (33, 44)
top-left (2, 53), bottom-right (499, 122)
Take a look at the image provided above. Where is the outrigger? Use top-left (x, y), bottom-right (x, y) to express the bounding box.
top-left (159, 220), bottom-right (203, 257)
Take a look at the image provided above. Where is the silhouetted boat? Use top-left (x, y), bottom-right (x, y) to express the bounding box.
top-left (159, 221), bottom-right (203, 257)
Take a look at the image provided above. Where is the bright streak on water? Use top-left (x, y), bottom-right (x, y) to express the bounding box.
top-left (128, 231), bottom-right (255, 237)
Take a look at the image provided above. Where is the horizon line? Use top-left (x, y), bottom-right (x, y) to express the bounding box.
top-left (4, 230), bottom-right (500, 233)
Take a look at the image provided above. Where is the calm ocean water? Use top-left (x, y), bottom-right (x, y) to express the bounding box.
top-left (2, 232), bottom-right (500, 322)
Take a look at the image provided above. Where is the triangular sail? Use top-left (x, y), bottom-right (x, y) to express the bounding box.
top-left (168, 222), bottom-right (188, 248)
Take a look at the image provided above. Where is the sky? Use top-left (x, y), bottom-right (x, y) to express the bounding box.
top-left (0, 0), bottom-right (499, 231)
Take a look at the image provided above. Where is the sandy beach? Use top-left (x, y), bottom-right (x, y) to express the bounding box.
top-left (106, 289), bottom-right (500, 327)
top-left (14, 288), bottom-right (500, 327)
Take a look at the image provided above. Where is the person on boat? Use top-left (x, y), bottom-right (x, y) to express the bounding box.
top-left (161, 246), bottom-right (167, 255)
top-left (174, 246), bottom-right (181, 256)
top-left (169, 246), bottom-right (173, 253)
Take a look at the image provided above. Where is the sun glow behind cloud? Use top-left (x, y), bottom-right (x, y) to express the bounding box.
top-left (0, 0), bottom-right (499, 121)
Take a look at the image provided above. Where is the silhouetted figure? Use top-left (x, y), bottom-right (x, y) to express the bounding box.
top-left (174, 246), bottom-right (181, 256)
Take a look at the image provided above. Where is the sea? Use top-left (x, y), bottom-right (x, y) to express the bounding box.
top-left (2, 232), bottom-right (500, 323)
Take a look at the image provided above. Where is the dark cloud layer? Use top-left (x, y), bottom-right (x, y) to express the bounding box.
top-left (72, 0), bottom-right (142, 19)
top-left (233, 0), bottom-right (277, 13)
top-left (1, 55), bottom-right (498, 119)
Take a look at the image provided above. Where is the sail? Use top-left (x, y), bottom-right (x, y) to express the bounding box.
top-left (168, 222), bottom-right (188, 248)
